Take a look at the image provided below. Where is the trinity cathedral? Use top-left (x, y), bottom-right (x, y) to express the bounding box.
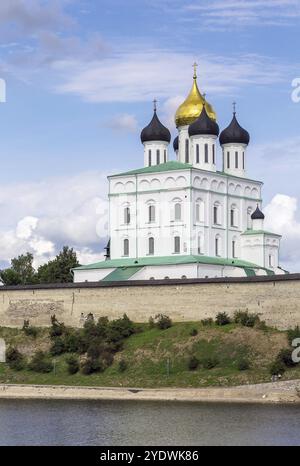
top-left (73, 66), bottom-right (285, 283)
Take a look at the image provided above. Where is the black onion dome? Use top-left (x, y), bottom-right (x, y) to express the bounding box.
top-left (188, 105), bottom-right (219, 137)
top-left (251, 205), bottom-right (265, 220)
top-left (140, 110), bottom-right (171, 144)
top-left (219, 113), bottom-right (250, 146)
top-left (173, 136), bottom-right (179, 152)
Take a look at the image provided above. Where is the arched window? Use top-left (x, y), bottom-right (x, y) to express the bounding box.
top-left (213, 204), bottom-right (219, 225)
top-left (174, 203), bottom-right (182, 221)
top-left (227, 152), bottom-right (230, 169)
top-left (269, 255), bottom-right (273, 267)
top-left (149, 237), bottom-right (154, 255)
top-left (195, 199), bottom-right (205, 223)
top-left (123, 239), bottom-right (129, 257)
top-left (215, 236), bottom-right (221, 257)
top-left (174, 236), bottom-right (180, 253)
top-left (164, 150), bottom-right (167, 163)
top-left (149, 205), bottom-right (155, 223)
top-left (198, 233), bottom-right (204, 255)
top-left (205, 144), bottom-right (209, 163)
top-left (235, 151), bottom-right (239, 169)
top-left (181, 275), bottom-right (187, 279)
top-left (124, 207), bottom-right (130, 225)
top-left (185, 139), bottom-right (189, 163)
top-left (247, 207), bottom-right (253, 230)
top-left (232, 240), bottom-right (236, 258)
top-left (148, 150), bottom-right (152, 167)
top-left (156, 150), bottom-right (160, 165)
top-left (212, 144), bottom-right (216, 164)
top-left (196, 144), bottom-right (200, 164)
top-left (230, 208), bottom-right (235, 227)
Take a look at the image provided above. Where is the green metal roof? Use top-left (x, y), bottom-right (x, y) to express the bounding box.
top-left (102, 266), bottom-right (143, 282)
top-left (109, 161), bottom-right (192, 177)
top-left (73, 254), bottom-right (272, 273)
top-left (241, 230), bottom-right (282, 237)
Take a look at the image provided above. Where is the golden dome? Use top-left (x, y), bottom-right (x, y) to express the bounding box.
top-left (175, 66), bottom-right (217, 128)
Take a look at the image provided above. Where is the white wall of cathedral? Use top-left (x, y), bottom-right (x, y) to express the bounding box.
top-left (222, 143), bottom-right (247, 178)
top-left (73, 268), bottom-right (115, 283)
top-left (190, 135), bottom-right (217, 172)
top-left (109, 169), bottom-right (262, 262)
top-left (143, 141), bottom-right (169, 167)
top-left (240, 234), bottom-right (280, 269)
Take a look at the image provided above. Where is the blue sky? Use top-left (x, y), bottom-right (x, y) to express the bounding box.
top-left (0, 0), bottom-right (300, 271)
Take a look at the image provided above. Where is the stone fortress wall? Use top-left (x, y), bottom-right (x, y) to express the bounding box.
top-left (0, 274), bottom-right (299, 330)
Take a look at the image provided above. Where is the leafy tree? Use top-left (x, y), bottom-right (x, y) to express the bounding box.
top-left (0, 253), bottom-right (37, 286)
top-left (0, 269), bottom-right (22, 286)
top-left (37, 246), bottom-right (80, 284)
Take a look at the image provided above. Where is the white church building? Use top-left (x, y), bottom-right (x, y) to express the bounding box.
top-left (73, 67), bottom-right (286, 283)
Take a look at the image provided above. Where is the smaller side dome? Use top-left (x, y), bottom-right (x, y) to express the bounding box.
top-left (173, 136), bottom-right (179, 152)
top-left (251, 205), bottom-right (265, 220)
top-left (141, 103), bottom-right (171, 144)
top-left (188, 105), bottom-right (219, 137)
top-left (220, 111), bottom-right (250, 146)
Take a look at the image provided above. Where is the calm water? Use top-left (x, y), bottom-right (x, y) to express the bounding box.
top-left (0, 400), bottom-right (299, 446)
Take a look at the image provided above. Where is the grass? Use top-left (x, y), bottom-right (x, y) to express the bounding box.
top-left (0, 321), bottom-right (300, 388)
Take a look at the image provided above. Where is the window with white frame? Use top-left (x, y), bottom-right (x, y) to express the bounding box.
top-left (174, 236), bottom-right (180, 253)
top-left (215, 235), bottom-right (221, 257)
top-left (149, 237), bottom-right (154, 255)
top-left (149, 204), bottom-right (155, 223)
top-left (124, 207), bottom-right (130, 225)
top-left (195, 199), bottom-right (205, 223)
top-left (123, 239), bottom-right (129, 257)
top-left (213, 203), bottom-right (220, 225)
top-left (198, 233), bottom-right (204, 254)
top-left (174, 203), bottom-right (182, 221)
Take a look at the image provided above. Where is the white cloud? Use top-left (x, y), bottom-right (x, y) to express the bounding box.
top-left (265, 194), bottom-right (300, 272)
top-left (105, 113), bottom-right (138, 133)
top-left (0, 171), bottom-right (109, 269)
top-left (55, 51), bottom-right (287, 103)
top-left (184, 0), bottom-right (300, 28)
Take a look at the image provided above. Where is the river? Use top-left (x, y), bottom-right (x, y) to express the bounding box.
top-left (0, 399), bottom-right (299, 446)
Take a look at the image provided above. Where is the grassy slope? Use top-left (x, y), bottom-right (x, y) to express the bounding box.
top-left (0, 322), bottom-right (300, 388)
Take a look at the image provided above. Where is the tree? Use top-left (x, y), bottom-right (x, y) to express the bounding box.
top-left (37, 246), bottom-right (80, 284)
top-left (0, 253), bottom-right (37, 286)
top-left (0, 268), bottom-right (22, 286)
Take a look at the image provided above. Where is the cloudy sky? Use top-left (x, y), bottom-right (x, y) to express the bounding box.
top-left (0, 0), bottom-right (300, 271)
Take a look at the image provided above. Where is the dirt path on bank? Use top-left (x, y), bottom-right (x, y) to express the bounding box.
top-left (0, 380), bottom-right (300, 404)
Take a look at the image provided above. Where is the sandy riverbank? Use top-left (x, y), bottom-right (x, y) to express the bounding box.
top-left (0, 380), bottom-right (300, 404)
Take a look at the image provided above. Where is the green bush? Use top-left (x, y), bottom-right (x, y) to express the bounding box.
top-left (287, 326), bottom-right (300, 345)
top-left (50, 337), bottom-right (66, 356)
top-left (29, 351), bottom-right (53, 373)
top-left (234, 311), bottom-right (259, 328)
top-left (270, 360), bottom-right (285, 376)
top-left (22, 320), bottom-right (38, 338)
top-left (188, 356), bottom-right (199, 371)
top-left (237, 358), bottom-right (250, 371)
top-left (215, 312), bottom-right (231, 326)
top-left (190, 328), bottom-right (198, 337)
top-left (118, 359), bottom-right (127, 373)
top-left (6, 347), bottom-right (25, 371)
top-left (201, 356), bottom-right (219, 369)
top-left (49, 315), bottom-right (65, 338)
top-left (66, 355), bottom-right (79, 375)
top-left (276, 348), bottom-right (297, 368)
top-left (155, 314), bottom-right (172, 330)
top-left (80, 357), bottom-right (103, 375)
top-left (201, 318), bottom-right (213, 326)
